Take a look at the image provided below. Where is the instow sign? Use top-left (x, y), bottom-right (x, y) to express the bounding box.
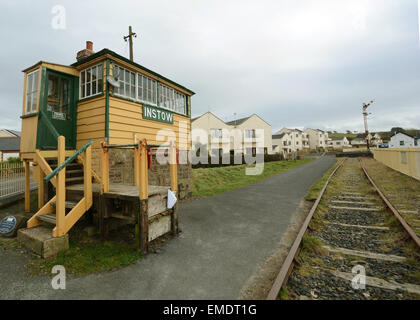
top-left (142, 105), bottom-right (174, 124)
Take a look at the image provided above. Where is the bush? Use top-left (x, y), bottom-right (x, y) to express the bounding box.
top-left (192, 153), bottom-right (286, 169)
top-left (6, 157), bottom-right (21, 163)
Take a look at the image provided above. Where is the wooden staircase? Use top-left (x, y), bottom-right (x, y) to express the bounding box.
top-left (27, 137), bottom-right (94, 237)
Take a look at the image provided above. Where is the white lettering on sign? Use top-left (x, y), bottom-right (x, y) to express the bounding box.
top-left (142, 105), bottom-right (174, 124)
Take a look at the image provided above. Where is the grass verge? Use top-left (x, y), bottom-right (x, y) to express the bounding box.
top-left (305, 159), bottom-right (338, 201)
top-left (26, 239), bottom-right (141, 275)
top-left (192, 158), bottom-right (314, 197)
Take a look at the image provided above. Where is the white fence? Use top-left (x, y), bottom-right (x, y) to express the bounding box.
top-left (0, 162), bottom-right (37, 200)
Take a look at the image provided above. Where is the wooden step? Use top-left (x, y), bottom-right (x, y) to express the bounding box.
top-left (49, 162), bottom-right (81, 170)
top-left (37, 214), bottom-right (56, 225)
top-left (50, 200), bottom-right (79, 209)
top-left (66, 169), bottom-right (83, 178)
top-left (66, 177), bottom-right (84, 185)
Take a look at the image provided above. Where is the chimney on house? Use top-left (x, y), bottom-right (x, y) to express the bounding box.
top-left (76, 41), bottom-right (95, 62)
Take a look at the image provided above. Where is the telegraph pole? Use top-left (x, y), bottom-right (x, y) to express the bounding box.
top-left (362, 100), bottom-right (374, 151)
top-left (124, 26), bottom-right (137, 61)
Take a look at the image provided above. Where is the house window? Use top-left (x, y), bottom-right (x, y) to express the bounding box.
top-left (296, 141), bottom-right (299, 145)
top-left (25, 69), bottom-right (39, 114)
top-left (244, 129), bottom-right (256, 138)
top-left (210, 129), bottom-right (222, 138)
top-left (399, 141), bottom-right (404, 146)
top-left (80, 63), bottom-right (103, 99)
top-left (137, 74), bottom-right (157, 105)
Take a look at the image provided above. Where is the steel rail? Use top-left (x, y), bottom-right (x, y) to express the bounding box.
top-left (359, 159), bottom-right (420, 248)
top-left (266, 159), bottom-right (345, 300)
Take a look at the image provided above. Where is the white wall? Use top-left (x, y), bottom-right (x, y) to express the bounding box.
top-left (389, 133), bottom-right (417, 148)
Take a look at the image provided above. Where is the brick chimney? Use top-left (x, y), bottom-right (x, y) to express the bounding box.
top-left (76, 41), bottom-right (95, 62)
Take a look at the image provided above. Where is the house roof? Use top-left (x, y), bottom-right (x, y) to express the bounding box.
top-left (391, 131), bottom-right (415, 139)
top-left (0, 129), bottom-right (20, 137)
top-left (4, 129), bottom-right (21, 137)
top-left (330, 137), bottom-right (345, 141)
top-left (226, 116), bottom-right (251, 126)
top-left (70, 48), bottom-right (195, 95)
top-left (191, 111), bottom-right (226, 124)
top-left (226, 114), bottom-right (271, 127)
top-left (272, 133), bottom-right (286, 139)
top-left (0, 137), bottom-right (20, 151)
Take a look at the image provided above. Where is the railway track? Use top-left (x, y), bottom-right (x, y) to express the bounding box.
top-left (267, 158), bottom-right (420, 300)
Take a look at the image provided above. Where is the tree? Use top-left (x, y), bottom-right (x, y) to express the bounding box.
top-left (390, 127), bottom-right (405, 134)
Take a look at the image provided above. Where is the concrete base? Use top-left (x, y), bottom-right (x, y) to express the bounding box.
top-left (17, 226), bottom-right (69, 259)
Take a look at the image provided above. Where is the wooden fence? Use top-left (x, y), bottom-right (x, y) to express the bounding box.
top-left (373, 148), bottom-right (420, 181)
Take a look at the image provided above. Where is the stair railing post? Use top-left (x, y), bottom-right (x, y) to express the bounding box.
top-left (84, 145), bottom-right (92, 209)
top-left (137, 139), bottom-right (149, 253)
top-left (37, 164), bottom-right (45, 209)
top-left (101, 141), bottom-right (109, 193)
top-left (169, 140), bottom-right (178, 193)
top-left (133, 133), bottom-right (140, 186)
top-left (169, 140), bottom-right (179, 235)
top-left (55, 135), bottom-right (66, 237)
top-left (139, 139), bottom-right (148, 200)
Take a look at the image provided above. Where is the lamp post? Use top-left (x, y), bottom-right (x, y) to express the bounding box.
top-left (362, 100), bottom-right (374, 151)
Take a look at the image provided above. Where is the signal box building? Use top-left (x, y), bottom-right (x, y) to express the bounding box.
top-left (18, 41), bottom-right (194, 255)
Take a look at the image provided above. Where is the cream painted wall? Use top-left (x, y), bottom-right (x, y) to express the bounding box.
top-left (192, 113), bottom-right (272, 154)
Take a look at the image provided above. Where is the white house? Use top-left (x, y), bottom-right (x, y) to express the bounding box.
top-left (274, 128), bottom-right (305, 152)
top-left (304, 128), bottom-right (329, 150)
top-left (0, 129), bottom-right (21, 161)
top-left (191, 112), bottom-right (273, 155)
top-left (191, 112), bottom-right (232, 156)
top-left (327, 136), bottom-right (351, 149)
top-left (351, 133), bottom-right (383, 148)
top-left (226, 114), bottom-right (273, 154)
top-left (389, 132), bottom-right (418, 148)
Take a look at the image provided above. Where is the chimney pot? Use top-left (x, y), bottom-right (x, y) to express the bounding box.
top-left (86, 41), bottom-right (93, 51)
top-left (76, 41), bottom-right (95, 62)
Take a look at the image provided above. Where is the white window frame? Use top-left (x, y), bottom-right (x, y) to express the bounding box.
top-left (158, 83), bottom-right (186, 115)
top-left (137, 73), bottom-right (157, 105)
top-left (113, 65), bottom-right (136, 100)
top-left (25, 69), bottom-right (39, 114)
top-left (79, 63), bottom-right (103, 99)
top-left (112, 64), bottom-right (187, 116)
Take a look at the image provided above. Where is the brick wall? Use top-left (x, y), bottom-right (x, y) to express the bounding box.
top-left (107, 148), bottom-right (192, 200)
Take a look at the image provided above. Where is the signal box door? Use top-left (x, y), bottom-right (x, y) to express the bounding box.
top-left (37, 69), bottom-right (77, 149)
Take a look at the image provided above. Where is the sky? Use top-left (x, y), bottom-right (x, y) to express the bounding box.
top-left (1, 0), bottom-right (420, 133)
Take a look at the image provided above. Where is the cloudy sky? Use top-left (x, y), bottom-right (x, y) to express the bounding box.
top-left (1, 0), bottom-right (420, 133)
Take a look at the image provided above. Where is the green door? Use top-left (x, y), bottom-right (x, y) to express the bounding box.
top-left (37, 69), bottom-right (78, 150)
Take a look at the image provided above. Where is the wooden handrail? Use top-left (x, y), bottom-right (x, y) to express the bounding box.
top-left (44, 139), bottom-right (93, 183)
